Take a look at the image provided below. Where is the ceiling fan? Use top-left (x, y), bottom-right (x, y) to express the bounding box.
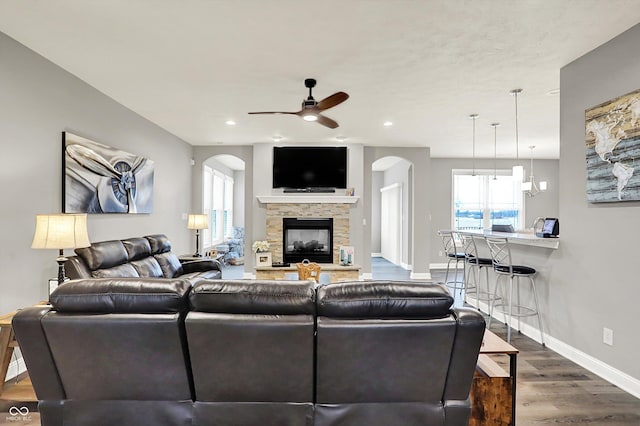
top-left (248, 78), bottom-right (349, 129)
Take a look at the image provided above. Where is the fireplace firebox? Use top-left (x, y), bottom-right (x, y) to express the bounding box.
top-left (283, 218), bottom-right (333, 264)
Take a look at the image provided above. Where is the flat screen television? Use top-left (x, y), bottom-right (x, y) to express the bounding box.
top-left (273, 146), bottom-right (347, 189)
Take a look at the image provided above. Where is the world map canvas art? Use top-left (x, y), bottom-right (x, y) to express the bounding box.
top-left (585, 88), bottom-right (640, 203)
top-left (63, 132), bottom-right (154, 213)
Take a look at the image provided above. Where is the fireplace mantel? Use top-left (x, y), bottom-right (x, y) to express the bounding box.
top-left (257, 195), bottom-right (359, 204)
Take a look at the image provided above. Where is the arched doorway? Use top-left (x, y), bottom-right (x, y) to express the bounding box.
top-left (371, 156), bottom-right (413, 270)
top-left (202, 154), bottom-right (245, 277)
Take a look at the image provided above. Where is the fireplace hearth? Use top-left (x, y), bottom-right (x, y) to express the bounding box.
top-left (283, 218), bottom-right (333, 264)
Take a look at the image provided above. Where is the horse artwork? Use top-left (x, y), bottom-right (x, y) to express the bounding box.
top-left (63, 132), bottom-right (154, 213)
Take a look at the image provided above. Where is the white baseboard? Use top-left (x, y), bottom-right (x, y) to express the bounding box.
top-left (430, 262), bottom-right (449, 271)
top-left (371, 253), bottom-right (383, 257)
top-left (400, 262), bottom-right (412, 270)
top-left (244, 272), bottom-right (255, 279)
top-left (410, 272), bottom-right (432, 280)
top-left (361, 272), bottom-right (373, 280)
top-left (478, 301), bottom-right (640, 399)
top-left (4, 357), bottom-right (27, 382)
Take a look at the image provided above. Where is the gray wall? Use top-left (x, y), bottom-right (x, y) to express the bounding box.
top-left (370, 171), bottom-right (383, 254)
top-left (0, 31), bottom-right (194, 313)
top-left (429, 157), bottom-right (560, 264)
top-left (558, 24), bottom-right (640, 383)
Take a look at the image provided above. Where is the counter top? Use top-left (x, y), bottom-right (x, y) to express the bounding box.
top-left (457, 229), bottom-right (560, 249)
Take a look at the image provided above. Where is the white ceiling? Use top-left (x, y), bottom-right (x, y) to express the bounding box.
top-left (2, 1), bottom-right (640, 159)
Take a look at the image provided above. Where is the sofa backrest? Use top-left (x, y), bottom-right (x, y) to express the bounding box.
top-left (314, 281), bottom-right (485, 426)
top-left (67, 234), bottom-right (184, 279)
top-left (186, 279), bottom-right (316, 425)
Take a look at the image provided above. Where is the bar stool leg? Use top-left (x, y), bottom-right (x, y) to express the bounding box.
top-left (517, 277), bottom-right (522, 334)
top-left (529, 276), bottom-right (546, 347)
top-left (507, 276), bottom-right (514, 343)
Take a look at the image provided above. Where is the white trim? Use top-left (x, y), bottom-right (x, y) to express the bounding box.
top-left (257, 195), bottom-right (359, 204)
top-left (410, 272), bottom-right (432, 280)
top-left (371, 253), bottom-right (383, 257)
top-left (400, 261), bottom-right (412, 270)
top-left (430, 262), bottom-right (449, 270)
top-left (361, 272), bottom-right (373, 280)
top-left (4, 357), bottom-right (27, 382)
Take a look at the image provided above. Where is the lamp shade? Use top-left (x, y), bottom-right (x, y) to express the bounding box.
top-left (32, 214), bottom-right (90, 249)
top-left (187, 214), bottom-right (208, 230)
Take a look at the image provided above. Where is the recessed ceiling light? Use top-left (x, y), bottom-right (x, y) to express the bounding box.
top-left (272, 135), bottom-right (283, 142)
top-left (225, 120), bottom-right (236, 126)
top-left (383, 121), bottom-right (393, 127)
top-left (335, 135), bottom-right (347, 142)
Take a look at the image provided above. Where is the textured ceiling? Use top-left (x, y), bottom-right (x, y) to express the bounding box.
top-left (1, 1), bottom-right (640, 159)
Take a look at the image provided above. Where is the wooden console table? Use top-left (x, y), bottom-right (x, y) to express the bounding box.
top-left (470, 329), bottom-right (519, 425)
top-left (255, 263), bottom-right (360, 282)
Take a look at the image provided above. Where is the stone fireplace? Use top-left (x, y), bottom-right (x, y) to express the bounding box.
top-left (264, 199), bottom-right (351, 264)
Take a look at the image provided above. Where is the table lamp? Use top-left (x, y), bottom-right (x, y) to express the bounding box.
top-left (31, 213), bottom-right (91, 286)
top-left (187, 213), bottom-right (208, 257)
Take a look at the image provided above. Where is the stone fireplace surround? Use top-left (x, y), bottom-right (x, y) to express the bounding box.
top-left (261, 196), bottom-right (356, 264)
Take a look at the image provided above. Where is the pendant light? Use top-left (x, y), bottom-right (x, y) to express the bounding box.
top-left (469, 114), bottom-right (479, 176)
top-left (510, 89), bottom-right (524, 182)
top-left (522, 145), bottom-right (547, 196)
top-left (491, 123), bottom-right (500, 180)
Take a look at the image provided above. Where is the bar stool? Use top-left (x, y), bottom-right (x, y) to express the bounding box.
top-left (485, 236), bottom-right (545, 346)
top-left (437, 230), bottom-right (465, 299)
top-left (458, 233), bottom-right (494, 313)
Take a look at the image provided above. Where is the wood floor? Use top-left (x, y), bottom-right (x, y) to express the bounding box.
top-left (1, 259), bottom-right (638, 425)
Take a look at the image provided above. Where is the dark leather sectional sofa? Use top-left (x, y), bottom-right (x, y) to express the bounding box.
top-left (65, 234), bottom-right (222, 283)
top-left (13, 278), bottom-right (485, 426)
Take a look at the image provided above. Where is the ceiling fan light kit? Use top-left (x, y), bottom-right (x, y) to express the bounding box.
top-left (248, 78), bottom-right (349, 129)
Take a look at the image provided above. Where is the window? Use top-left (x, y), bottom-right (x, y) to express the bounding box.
top-left (203, 166), bottom-right (234, 248)
top-left (452, 169), bottom-right (524, 231)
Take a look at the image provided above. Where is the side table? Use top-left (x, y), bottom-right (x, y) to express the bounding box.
top-left (1, 303), bottom-right (47, 401)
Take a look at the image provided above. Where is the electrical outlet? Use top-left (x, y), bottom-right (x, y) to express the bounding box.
top-left (603, 327), bottom-right (613, 346)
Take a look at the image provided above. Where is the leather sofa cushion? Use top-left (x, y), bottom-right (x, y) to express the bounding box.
top-left (75, 240), bottom-right (128, 271)
top-left (190, 280), bottom-right (315, 315)
top-left (50, 278), bottom-right (191, 313)
top-left (122, 237), bottom-right (152, 261)
top-left (146, 234), bottom-right (172, 254)
top-left (155, 252), bottom-right (184, 278)
top-left (92, 263), bottom-right (140, 278)
top-left (130, 257), bottom-right (164, 278)
top-left (316, 281), bottom-right (453, 318)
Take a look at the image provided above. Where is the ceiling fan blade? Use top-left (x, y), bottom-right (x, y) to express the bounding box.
top-left (317, 92), bottom-right (349, 111)
top-left (248, 111), bottom-right (299, 115)
top-left (316, 114), bottom-right (339, 129)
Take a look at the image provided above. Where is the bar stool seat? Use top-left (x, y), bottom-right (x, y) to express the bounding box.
top-left (485, 236), bottom-right (545, 346)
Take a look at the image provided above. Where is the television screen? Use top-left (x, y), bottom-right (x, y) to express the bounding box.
top-left (273, 146), bottom-right (347, 189)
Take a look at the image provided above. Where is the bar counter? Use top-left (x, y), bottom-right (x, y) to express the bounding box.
top-left (458, 229), bottom-right (559, 250)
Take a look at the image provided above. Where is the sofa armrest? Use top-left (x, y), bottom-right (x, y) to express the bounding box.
top-left (181, 259), bottom-right (223, 274)
top-left (12, 306), bottom-right (66, 400)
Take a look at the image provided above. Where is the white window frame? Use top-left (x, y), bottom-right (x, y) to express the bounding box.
top-left (202, 165), bottom-right (234, 248)
top-left (451, 168), bottom-right (524, 231)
